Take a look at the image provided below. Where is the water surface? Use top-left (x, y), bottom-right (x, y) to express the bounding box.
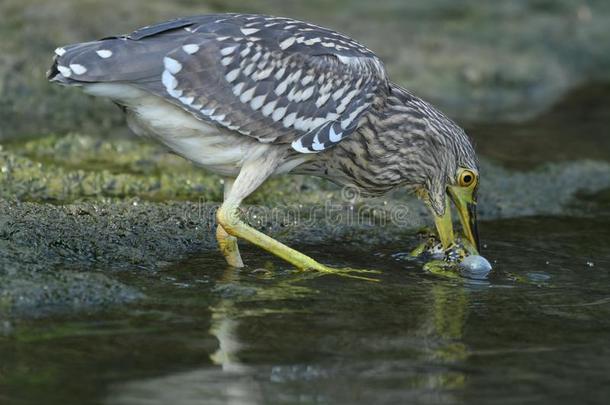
top-left (1, 213), bottom-right (609, 405)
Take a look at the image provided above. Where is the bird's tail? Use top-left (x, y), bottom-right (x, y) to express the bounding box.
top-left (47, 42), bottom-right (98, 85)
top-left (47, 36), bottom-right (176, 87)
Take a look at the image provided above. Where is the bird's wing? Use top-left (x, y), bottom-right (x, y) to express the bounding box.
top-left (51, 14), bottom-right (390, 153)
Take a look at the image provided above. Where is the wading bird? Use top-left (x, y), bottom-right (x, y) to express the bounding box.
top-left (48, 13), bottom-right (480, 276)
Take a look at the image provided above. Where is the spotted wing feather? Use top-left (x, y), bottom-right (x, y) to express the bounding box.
top-left (157, 16), bottom-right (388, 151)
top-left (49, 14), bottom-right (390, 153)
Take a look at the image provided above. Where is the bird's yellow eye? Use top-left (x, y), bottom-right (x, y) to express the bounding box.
top-left (458, 169), bottom-right (477, 187)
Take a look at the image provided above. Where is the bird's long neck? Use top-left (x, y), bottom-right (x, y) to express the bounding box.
top-left (296, 83), bottom-right (464, 195)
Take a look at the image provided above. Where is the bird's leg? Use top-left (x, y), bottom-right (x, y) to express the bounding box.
top-left (216, 178), bottom-right (244, 267)
top-left (216, 156), bottom-right (378, 281)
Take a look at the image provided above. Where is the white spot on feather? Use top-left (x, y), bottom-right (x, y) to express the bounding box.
top-left (274, 67), bottom-right (286, 80)
top-left (221, 56), bottom-right (233, 66)
top-left (287, 88), bottom-right (303, 102)
top-left (301, 85), bottom-right (315, 101)
top-left (315, 92), bottom-right (331, 108)
top-left (304, 38), bottom-right (321, 46)
top-left (251, 52), bottom-right (262, 63)
top-left (272, 107), bottom-right (287, 122)
top-left (294, 116), bottom-right (311, 131)
top-left (96, 49), bottom-right (113, 58)
top-left (163, 57), bottom-right (182, 74)
top-left (232, 82), bottom-right (245, 96)
top-left (179, 96), bottom-right (195, 105)
top-left (279, 37), bottom-right (296, 50)
top-left (301, 75), bottom-right (314, 85)
top-left (243, 63), bottom-right (256, 77)
top-left (220, 46), bottom-right (237, 56)
top-left (319, 81), bottom-right (333, 94)
top-left (325, 112), bottom-right (339, 121)
top-left (262, 100), bottom-right (277, 117)
top-left (336, 55), bottom-right (354, 65)
top-left (310, 117), bottom-right (327, 128)
top-left (254, 66), bottom-right (273, 81)
top-left (282, 112), bottom-right (297, 128)
top-left (312, 134), bottom-right (325, 151)
top-left (287, 69), bottom-right (302, 83)
top-left (239, 87), bottom-right (256, 103)
top-left (54, 47), bottom-right (66, 56)
top-left (250, 94), bottom-right (266, 110)
top-left (57, 65), bottom-right (71, 77)
top-left (162, 71), bottom-right (178, 90)
top-left (69, 64), bottom-right (87, 75)
top-left (225, 68), bottom-right (241, 83)
top-left (168, 88), bottom-right (183, 98)
top-left (274, 78), bottom-right (289, 96)
top-left (183, 44), bottom-right (200, 54)
top-left (337, 89), bottom-right (359, 113)
top-left (240, 28), bottom-right (260, 36)
top-left (332, 85), bottom-right (348, 100)
top-left (341, 105), bottom-right (368, 129)
top-left (328, 126), bottom-right (342, 142)
top-left (291, 138), bottom-right (314, 153)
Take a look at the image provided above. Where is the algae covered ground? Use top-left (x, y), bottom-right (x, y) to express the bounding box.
top-left (1, 129), bottom-right (610, 316)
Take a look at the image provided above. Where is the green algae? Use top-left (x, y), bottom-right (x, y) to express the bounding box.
top-left (0, 134), bottom-right (337, 205)
top-left (0, 134), bottom-right (223, 203)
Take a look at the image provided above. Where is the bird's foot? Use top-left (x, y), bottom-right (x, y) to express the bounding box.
top-left (306, 263), bottom-right (381, 282)
top-left (410, 231), bottom-right (492, 279)
top-left (410, 228), bottom-right (477, 260)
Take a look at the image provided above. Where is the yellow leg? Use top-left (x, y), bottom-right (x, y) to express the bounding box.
top-left (216, 224), bottom-right (244, 267)
top-left (216, 178), bottom-right (244, 267)
top-left (217, 202), bottom-right (377, 281)
top-left (216, 156), bottom-right (378, 281)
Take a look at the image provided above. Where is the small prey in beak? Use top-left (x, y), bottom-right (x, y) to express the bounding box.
top-left (430, 168), bottom-right (480, 254)
top-left (412, 167), bottom-right (491, 278)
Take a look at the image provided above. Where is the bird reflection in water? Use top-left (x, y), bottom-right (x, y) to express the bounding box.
top-left (107, 265), bottom-right (479, 404)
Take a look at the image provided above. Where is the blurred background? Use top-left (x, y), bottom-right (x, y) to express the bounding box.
top-left (2, 0), bottom-right (610, 137)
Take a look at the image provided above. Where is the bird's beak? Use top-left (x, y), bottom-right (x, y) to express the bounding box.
top-left (431, 186), bottom-right (480, 254)
top-left (448, 185), bottom-right (480, 253)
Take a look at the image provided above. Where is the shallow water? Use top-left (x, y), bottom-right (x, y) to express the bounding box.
top-left (1, 212), bottom-right (609, 405)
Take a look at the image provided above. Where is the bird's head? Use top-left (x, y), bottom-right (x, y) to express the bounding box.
top-left (380, 86), bottom-right (480, 252)
top-left (413, 116), bottom-right (480, 253)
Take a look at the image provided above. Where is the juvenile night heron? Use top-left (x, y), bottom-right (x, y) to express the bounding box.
top-left (48, 13), bottom-right (480, 275)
